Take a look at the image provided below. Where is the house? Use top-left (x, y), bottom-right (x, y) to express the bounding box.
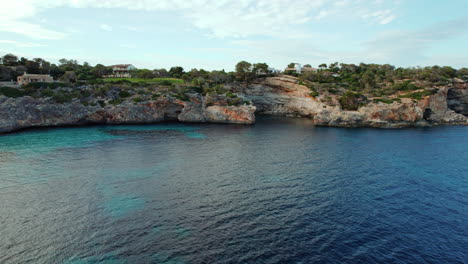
top-left (268, 67), bottom-right (281, 74)
top-left (302, 65), bottom-right (317, 72)
top-left (17, 73), bottom-right (53, 85)
top-left (284, 63), bottom-right (317, 74)
top-left (104, 64), bottom-right (137, 78)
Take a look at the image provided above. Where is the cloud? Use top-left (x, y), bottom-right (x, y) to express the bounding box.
top-left (123, 26), bottom-right (140, 32)
top-left (0, 40), bottom-right (47, 48)
top-left (0, 0), bottom-right (400, 39)
top-left (224, 16), bottom-right (468, 69)
top-left (361, 9), bottom-right (397, 24)
top-left (353, 16), bottom-right (468, 66)
top-left (100, 24), bottom-right (113, 31)
top-left (0, 0), bottom-right (66, 39)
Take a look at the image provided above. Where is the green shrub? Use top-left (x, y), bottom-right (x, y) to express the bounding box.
top-left (109, 79), bottom-right (132, 85)
top-left (339, 91), bottom-right (368, 110)
top-left (227, 97), bottom-right (243, 106)
top-left (309, 91), bottom-right (319, 97)
top-left (119, 90), bottom-right (131, 98)
top-left (328, 88), bottom-right (338, 94)
top-left (392, 80), bottom-right (420, 91)
top-left (133, 97), bottom-right (143, 103)
top-left (23, 82), bottom-right (47, 90)
top-left (70, 91), bottom-right (81, 99)
top-left (98, 100), bottom-right (106, 107)
top-left (47, 82), bottom-right (67, 89)
top-left (398, 89), bottom-right (438, 100)
top-left (189, 85), bottom-right (203, 94)
top-left (109, 99), bottom-right (123, 105)
top-left (373, 98), bottom-right (401, 104)
top-left (52, 93), bottom-right (73, 103)
top-left (173, 93), bottom-right (190, 101)
top-left (80, 90), bottom-right (92, 98)
top-left (41, 88), bottom-right (54, 97)
top-left (152, 93), bottom-right (161, 100)
top-left (95, 86), bottom-right (109, 96)
top-left (159, 80), bottom-right (172, 86)
top-left (0, 87), bottom-right (25, 98)
top-left (226, 91), bottom-right (238, 98)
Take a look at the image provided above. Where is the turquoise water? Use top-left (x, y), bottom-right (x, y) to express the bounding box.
top-left (0, 118), bottom-right (467, 263)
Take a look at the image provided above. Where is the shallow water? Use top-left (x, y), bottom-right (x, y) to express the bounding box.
top-left (0, 117), bottom-right (467, 263)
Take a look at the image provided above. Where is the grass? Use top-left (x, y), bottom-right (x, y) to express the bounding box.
top-left (102, 78), bottom-right (184, 84)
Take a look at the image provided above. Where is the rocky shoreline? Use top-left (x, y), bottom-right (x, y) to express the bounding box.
top-left (0, 76), bottom-right (467, 134)
top-left (233, 76), bottom-right (468, 128)
top-left (0, 94), bottom-right (256, 134)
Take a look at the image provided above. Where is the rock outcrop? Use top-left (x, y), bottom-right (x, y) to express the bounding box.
top-left (230, 76), bottom-right (327, 117)
top-left (0, 75), bottom-right (466, 133)
top-left (447, 79), bottom-right (468, 116)
top-left (0, 94), bottom-right (255, 133)
top-left (232, 76), bottom-right (468, 128)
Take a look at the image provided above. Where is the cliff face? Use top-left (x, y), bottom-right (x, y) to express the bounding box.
top-left (233, 76), bottom-right (468, 128)
top-left (0, 94), bottom-right (255, 133)
top-left (447, 80), bottom-right (468, 116)
top-left (230, 76), bottom-right (327, 117)
top-left (0, 76), bottom-right (466, 133)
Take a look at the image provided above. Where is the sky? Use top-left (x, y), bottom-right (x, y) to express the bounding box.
top-left (0, 0), bottom-right (467, 71)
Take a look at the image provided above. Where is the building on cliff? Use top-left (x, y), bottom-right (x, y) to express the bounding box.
top-left (104, 64), bottom-right (137, 78)
top-left (17, 73), bottom-right (53, 85)
top-left (284, 63), bottom-right (317, 74)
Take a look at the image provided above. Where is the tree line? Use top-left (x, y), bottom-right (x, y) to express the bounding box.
top-left (2, 53), bottom-right (466, 89)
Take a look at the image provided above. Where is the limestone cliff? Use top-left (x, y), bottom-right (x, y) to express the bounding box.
top-left (0, 76), bottom-right (466, 133)
top-left (0, 94), bottom-right (255, 133)
top-left (232, 76), bottom-right (468, 128)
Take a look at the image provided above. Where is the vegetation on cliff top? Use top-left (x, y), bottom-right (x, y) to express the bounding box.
top-left (1, 53), bottom-right (466, 110)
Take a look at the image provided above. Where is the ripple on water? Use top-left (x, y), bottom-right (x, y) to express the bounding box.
top-left (151, 253), bottom-right (187, 264)
top-left (63, 251), bottom-right (126, 264)
top-left (0, 120), bottom-right (466, 264)
top-left (102, 195), bottom-right (145, 218)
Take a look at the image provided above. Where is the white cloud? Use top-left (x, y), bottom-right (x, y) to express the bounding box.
top-left (0, 0), bottom-right (400, 40)
top-left (0, 0), bottom-right (65, 39)
top-left (100, 24), bottom-right (113, 31)
top-left (123, 26), bottom-right (140, 32)
top-left (224, 16), bottom-right (468, 69)
top-left (0, 40), bottom-right (47, 47)
top-left (315, 10), bottom-right (329, 20)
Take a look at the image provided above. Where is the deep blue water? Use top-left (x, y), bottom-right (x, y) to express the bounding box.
top-left (0, 117), bottom-right (467, 264)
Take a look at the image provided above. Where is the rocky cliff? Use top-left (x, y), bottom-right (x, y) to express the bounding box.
top-left (447, 79), bottom-right (468, 116)
top-left (0, 94), bottom-right (255, 133)
top-left (231, 76), bottom-right (468, 128)
top-left (1, 76), bottom-right (466, 133)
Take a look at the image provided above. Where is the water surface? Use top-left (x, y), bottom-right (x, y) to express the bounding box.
top-left (0, 117), bottom-right (467, 263)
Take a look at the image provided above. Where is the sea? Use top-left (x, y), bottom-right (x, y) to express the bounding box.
top-left (0, 117), bottom-right (466, 264)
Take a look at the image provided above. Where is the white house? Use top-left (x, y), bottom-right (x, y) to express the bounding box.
top-left (104, 64), bottom-right (137, 78)
top-left (268, 67), bottom-right (281, 74)
top-left (284, 63), bottom-right (317, 74)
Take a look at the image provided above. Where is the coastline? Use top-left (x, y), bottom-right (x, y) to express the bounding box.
top-left (1, 76), bottom-right (466, 134)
